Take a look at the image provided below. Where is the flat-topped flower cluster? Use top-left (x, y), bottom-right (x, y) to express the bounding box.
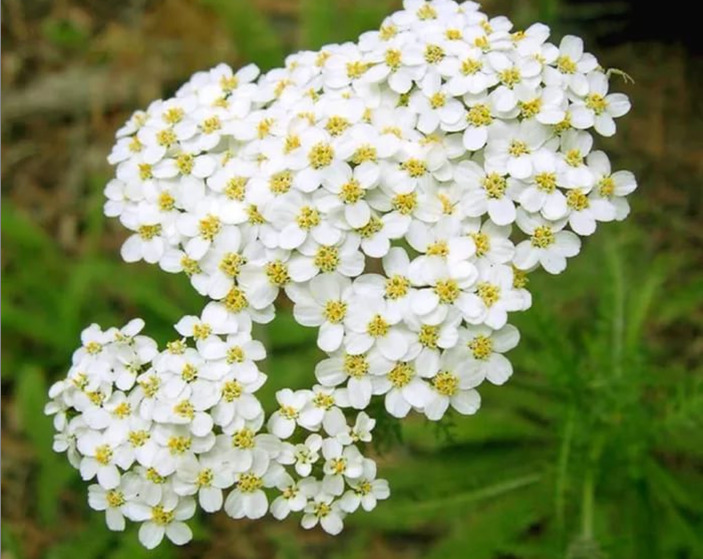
top-left (47, 0), bottom-right (636, 548)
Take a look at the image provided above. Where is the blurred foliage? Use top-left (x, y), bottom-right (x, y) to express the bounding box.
top-left (2, 1), bottom-right (703, 559)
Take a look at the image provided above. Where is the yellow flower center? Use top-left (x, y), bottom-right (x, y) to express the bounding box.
top-left (231, 428), bottom-right (255, 449)
top-left (477, 282), bottom-right (501, 307)
top-left (466, 104), bottom-right (493, 127)
top-left (435, 279), bottom-right (460, 304)
top-left (157, 128), bottom-right (177, 147)
top-left (351, 145), bottom-right (377, 165)
top-left (220, 252), bottom-right (245, 278)
top-left (566, 189), bottom-right (590, 211)
top-left (192, 323), bottom-right (212, 340)
top-left (432, 371), bottom-right (459, 396)
top-left (565, 149), bottom-right (583, 167)
top-left (95, 444), bottom-right (113, 465)
top-left (225, 177), bottom-right (247, 200)
top-left (222, 380), bottom-right (243, 402)
top-left (424, 44), bottom-right (445, 64)
top-left (598, 176), bottom-right (615, 198)
top-left (557, 56), bottom-right (577, 74)
top-left (339, 179), bottom-right (364, 203)
top-left (417, 4), bottom-right (437, 19)
top-left (499, 67), bottom-right (521, 88)
top-left (392, 192), bottom-right (417, 215)
top-left (401, 158), bottom-right (428, 178)
top-left (296, 206), bottom-right (320, 230)
top-left (356, 215), bottom-right (383, 238)
top-left (197, 469), bottom-right (214, 487)
top-left (482, 173), bottom-right (507, 198)
top-left (270, 171), bottom-right (292, 195)
top-left (508, 140), bottom-right (530, 157)
top-left (201, 116), bottom-right (221, 134)
top-left (313, 392), bottom-right (335, 410)
top-left (367, 315), bottom-right (390, 337)
top-left (167, 436), bottom-right (192, 454)
top-left (181, 363), bottom-right (198, 382)
top-left (198, 215), bottom-right (221, 241)
top-left (265, 260), bottom-right (290, 286)
top-left (113, 402), bottom-right (131, 418)
top-left (385, 48), bottom-right (402, 70)
top-left (388, 362), bottom-right (414, 388)
top-left (468, 334), bottom-right (493, 360)
top-left (151, 506), bottom-right (175, 526)
top-left (106, 490), bottom-right (125, 508)
top-left (324, 300), bottom-right (347, 323)
top-left (344, 354), bottom-right (369, 379)
top-left (314, 245), bottom-right (340, 272)
top-left (461, 58), bottom-right (482, 76)
top-left (138, 224), bottom-right (161, 240)
top-left (326, 116), bottom-right (350, 136)
top-left (427, 240), bottom-right (449, 257)
top-left (531, 225), bottom-right (555, 248)
top-left (470, 232), bottom-right (490, 257)
top-left (174, 400), bottom-right (195, 419)
top-left (385, 275), bottom-right (410, 299)
top-left (535, 172), bottom-right (557, 193)
top-left (585, 93), bottom-right (607, 115)
top-left (224, 287), bottom-right (249, 313)
top-left (346, 61), bottom-right (369, 79)
top-left (128, 430), bottom-right (150, 447)
top-left (308, 143), bottom-right (335, 169)
top-left (519, 98), bottom-right (542, 119)
top-left (430, 92), bottom-right (446, 109)
top-left (419, 325), bottom-right (439, 349)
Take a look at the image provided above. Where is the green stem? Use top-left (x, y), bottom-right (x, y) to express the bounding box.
top-left (581, 468), bottom-right (595, 540)
top-left (555, 406), bottom-right (575, 536)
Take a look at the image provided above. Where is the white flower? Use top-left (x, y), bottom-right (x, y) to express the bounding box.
top-left (224, 452), bottom-right (284, 519)
top-left (570, 71), bottom-right (631, 136)
top-left (321, 438), bottom-right (365, 496)
top-left (173, 452), bottom-right (236, 512)
top-left (77, 431), bottom-right (133, 489)
top-left (458, 263), bottom-right (528, 328)
top-left (88, 474), bottom-right (140, 531)
top-left (513, 210), bottom-right (581, 274)
top-left (315, 350), bottom-right (390, 410)
top-left (128, 493), bottom-right (196, 549)
top-left (425, 349), bottom-right (482, 420)
top-left (456, 161), bottom-right (518, 226)
top-left (270, 474), bottom-right (310, 519)
top-left (279, 434), bottom-right (323, 477)
top-left (517, 149), bottom-right (569, 220)
top-left (268, 389), bottom-right (311, 439)
top-left (586, 151), bottom-right (637, 220)
top-left (344, 295), bottom-right (410, 360)
top-left (339, 459), bottom-right (390, 512)
top-left (287, 273), bottom-right (354, 352)
top-left (484, 119), bottom-right (551, 180)
top-left (459, 323), bottom-right (520, 385)
top-left (372, 360), bottom-right (434, 418)
top-left (544, 35), bottom-right (599, 96)
top-left (301, 487), bottom-right (345, 535)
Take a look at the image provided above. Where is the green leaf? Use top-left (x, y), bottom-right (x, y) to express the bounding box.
top-left (200, 0), bottom-right (285, 70)
top-left (16, 366), bottom-right (74, 525)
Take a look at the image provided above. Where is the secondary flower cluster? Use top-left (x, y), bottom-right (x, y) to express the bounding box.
top-left (46, 320), bottom-right (389, 548)
top-left (48, 0), bottom-right (637, 548)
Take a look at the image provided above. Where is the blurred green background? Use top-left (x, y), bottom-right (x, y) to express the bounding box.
top-left (2, 1), bottom-right (702, 558)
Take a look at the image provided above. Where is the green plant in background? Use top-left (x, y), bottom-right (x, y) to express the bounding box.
top-left (2, 1), bottom-right (702, 558)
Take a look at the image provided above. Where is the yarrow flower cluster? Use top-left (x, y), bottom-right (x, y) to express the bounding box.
top-left (47, 0), bottom-right (636, 548)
